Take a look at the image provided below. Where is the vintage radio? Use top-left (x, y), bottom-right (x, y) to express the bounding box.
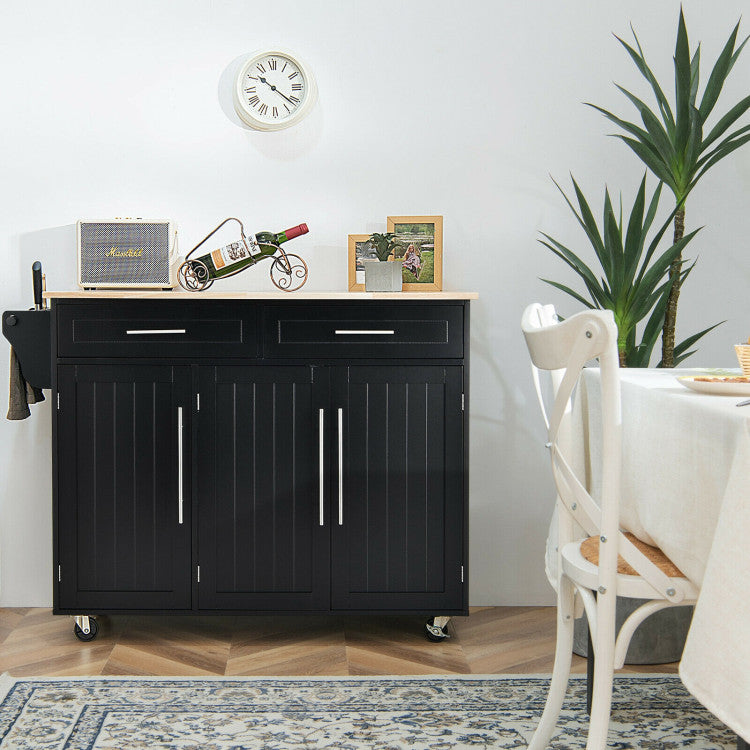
top-left (77, 219), bottom-right (179, 289)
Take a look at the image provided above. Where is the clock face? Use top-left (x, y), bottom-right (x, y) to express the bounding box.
top-left (233, 50), bottom-right (316, 131)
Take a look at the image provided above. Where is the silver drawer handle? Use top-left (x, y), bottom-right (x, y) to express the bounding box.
top-left (126, 329), bottom-right (187, 335)
top-left (334, 329), bottom-right (395, 335)
top-left (177, 406), bottom-right (184, 525)
top-left (319, 409), bottom-right (325, 527)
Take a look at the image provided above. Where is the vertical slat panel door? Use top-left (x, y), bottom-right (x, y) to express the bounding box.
top-left (331, 365), bottom-right (464, 612)
top-left (56, 365), bottom-right (192, 611)
top-left (196, 366), bottom-right (330, 610)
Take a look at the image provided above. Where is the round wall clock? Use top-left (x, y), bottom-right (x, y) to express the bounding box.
top-left (233, 49), bottom-right (317, 131)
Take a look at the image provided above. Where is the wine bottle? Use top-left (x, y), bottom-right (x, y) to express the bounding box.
top-left (255, 223), bottom-right (309, 256)
top-left (191, 223), bottom-right (309, 279)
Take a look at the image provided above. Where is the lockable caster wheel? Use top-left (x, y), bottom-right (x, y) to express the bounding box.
top-left (425, 616), bottom-right (451, 642)
top-left (73, 617), bottom-right (99, 641)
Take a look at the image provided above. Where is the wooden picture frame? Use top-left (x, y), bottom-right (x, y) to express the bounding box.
top-left (386, 215), bottom-right (443, 291)
top-left (347, 234), bottom-right (377, 291)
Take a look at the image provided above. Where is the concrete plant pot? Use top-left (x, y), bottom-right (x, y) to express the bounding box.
top-left (573, 597), bottom-right (694, 663)
top-left (364, 260), bottom-right (403, 292)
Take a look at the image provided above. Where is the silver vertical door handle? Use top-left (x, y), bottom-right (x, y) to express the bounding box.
top-left (177, 406), bottom-right (184, 525)
top-left (338, 407), bottom-right (343, 525)
top-left (319, 409), bottom-right (325, 526)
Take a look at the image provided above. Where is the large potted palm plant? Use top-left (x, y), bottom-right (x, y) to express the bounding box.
top-left (540, 177), bottom-right (713, 662)
top-left (538, 6), bottom-right (749, 668)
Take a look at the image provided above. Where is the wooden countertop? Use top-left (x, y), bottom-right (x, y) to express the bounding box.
top-left (44, 290), bottom-right (478, 300)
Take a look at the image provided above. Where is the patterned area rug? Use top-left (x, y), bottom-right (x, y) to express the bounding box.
top-left (0, 674), bottom-right (734, 749)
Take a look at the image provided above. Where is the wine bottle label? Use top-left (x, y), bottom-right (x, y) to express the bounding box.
top-left (210, 241), bottom-right (252, 270)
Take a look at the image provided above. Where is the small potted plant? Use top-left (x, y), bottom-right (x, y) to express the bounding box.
top-left (364, 232), bottom-right (403, 292)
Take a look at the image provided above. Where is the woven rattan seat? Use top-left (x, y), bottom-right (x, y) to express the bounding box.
top-left (580, 532), bottom-right (685, 578)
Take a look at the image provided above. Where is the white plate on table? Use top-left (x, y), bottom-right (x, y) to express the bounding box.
top-left (677, 375), bottom-right (750, 396)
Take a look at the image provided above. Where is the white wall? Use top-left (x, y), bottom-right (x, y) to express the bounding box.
top-left (1, 0), bottom-right (748, 607)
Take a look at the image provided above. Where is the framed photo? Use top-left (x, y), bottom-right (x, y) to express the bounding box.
top-left (347, 234), bottom-right (378, 291)
top-left (387, 215), bottom-right (443, 291)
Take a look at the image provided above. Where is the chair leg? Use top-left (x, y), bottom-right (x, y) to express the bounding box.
top-left (586, 625), bottom-right (594, 714)
top-left (586, 588), bottom-right (617, 750)
top-left (528, 578), bottom-right (576, 750)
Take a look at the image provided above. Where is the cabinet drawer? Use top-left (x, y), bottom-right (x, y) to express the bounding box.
top-left (57, 302), bottom-right (259, 358)
top-left (264, 303), bottom-right (463, 358)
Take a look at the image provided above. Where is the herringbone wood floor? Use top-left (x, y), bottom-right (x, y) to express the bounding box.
top-left (0, 607), bottom-right (679, 678)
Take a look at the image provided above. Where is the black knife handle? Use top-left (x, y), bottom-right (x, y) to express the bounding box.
top-left (32, 261), bottom-right (43, 310)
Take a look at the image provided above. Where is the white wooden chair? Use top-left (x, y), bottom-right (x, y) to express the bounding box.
top-left (521, 303), bottom-right (699, 750)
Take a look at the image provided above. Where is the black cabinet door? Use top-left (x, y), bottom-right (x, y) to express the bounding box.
top-left (56, 365), bottom-right (192, 611)
top-left (331, 366), bottom-right (464, 611)
top-left (196, 366), bottom-right (330, 610)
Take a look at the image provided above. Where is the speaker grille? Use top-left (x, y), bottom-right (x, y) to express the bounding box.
top-left (80, 223), bottom-right (170, 285)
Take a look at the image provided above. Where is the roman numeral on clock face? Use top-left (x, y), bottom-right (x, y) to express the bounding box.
top-left (256, 62), bottom-right (266, 73)
top-left (244, 86), bottom-right (256, 93)
top-left (272, 106), bottom-right (278, 117)
top-left (290, 95), bottom-right (300, 104)
top-left (258, 103), bottom-right (268, 115)
top-left (268, 58), bottom-right (277, 70)
top-left (288, 71), bottom-right (298, 80)
top-left (248, 95), bottom-right (260, 107)
top-left (292, 83), bottom-right (302, 91)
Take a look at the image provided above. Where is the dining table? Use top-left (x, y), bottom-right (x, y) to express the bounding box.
top-left (573, 367), bottom-right (750, 744)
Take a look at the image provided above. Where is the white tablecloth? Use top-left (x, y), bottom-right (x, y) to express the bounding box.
top-left (575, 368), bottom-right (750, 741)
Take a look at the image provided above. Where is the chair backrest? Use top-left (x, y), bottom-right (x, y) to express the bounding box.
top-left (522, 303), bottom-right (683, 602)
top-left (523, 304), bottom-right (575, 589)
top-left (522, 304), bottom-right (623, 588)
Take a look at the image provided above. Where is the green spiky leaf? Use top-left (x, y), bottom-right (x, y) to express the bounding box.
top-left (594, 9), bottom-right (750, 205)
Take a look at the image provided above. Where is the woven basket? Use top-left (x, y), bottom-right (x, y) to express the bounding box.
top-left (735, 344), bottom-right (750, 375)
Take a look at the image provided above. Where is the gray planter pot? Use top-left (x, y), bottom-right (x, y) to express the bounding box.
top-left (573, 597), bottom-right (694, 664)
top-left (364, 260), bottom-right (402, 292)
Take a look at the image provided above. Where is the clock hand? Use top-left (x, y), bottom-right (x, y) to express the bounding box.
top-left (273, 89), bottom-right (295, 105)
top-left (258, 75), bottom-right (295, 105)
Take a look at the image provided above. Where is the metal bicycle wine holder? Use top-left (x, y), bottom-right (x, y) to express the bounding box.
top-left (178, 217), bottom-right (309, 292)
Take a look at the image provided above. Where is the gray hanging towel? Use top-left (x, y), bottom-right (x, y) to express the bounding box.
top-left (7, 347), bottom-right (44, 420)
